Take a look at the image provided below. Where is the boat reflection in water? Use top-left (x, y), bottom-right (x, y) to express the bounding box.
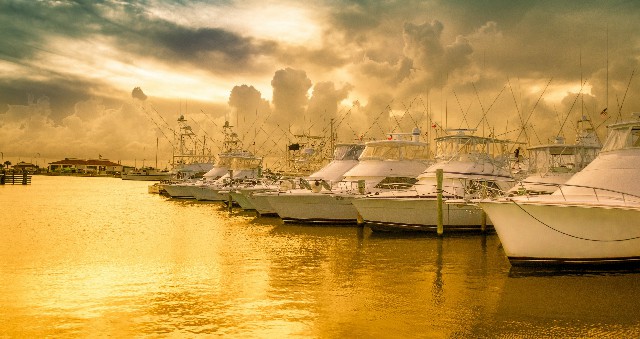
top-left (485, 268), bottom-right (640, 337)
top-left (1, 176), bottom-right (639, 337)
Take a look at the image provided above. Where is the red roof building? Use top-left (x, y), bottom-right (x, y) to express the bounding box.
top-left (48, 158), bottom-right (123, 174)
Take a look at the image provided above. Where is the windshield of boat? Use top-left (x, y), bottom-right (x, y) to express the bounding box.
top-left (333, 144), bottom-right (365, 160)
top-left (527, 146), bottom-right (597, 174)
top-left (359, 143), bottom-right (430, 161)
top-left (230, 157), bottom-right (262, 170)
top-left (216, 156), bottom-right (233, 167)
top-left (601, 126), bottom-right (640, 152)
top-left (435, 136), bottom-right (507, 160)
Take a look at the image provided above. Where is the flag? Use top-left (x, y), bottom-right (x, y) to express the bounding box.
top-left (600, 108), bottom-right (608, 116)
top-left (288, 143), bottom-right (300, 151)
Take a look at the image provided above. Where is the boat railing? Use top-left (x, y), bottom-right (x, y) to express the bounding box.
top-left (510, 180), bottom-right (640, 205)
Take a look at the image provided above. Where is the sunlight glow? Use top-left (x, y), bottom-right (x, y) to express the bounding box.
top-left (148, 1), bottom-right (323, 46)
top-left (32, 37), bottom-right (235, 102)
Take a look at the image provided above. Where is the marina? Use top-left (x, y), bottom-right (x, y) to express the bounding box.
top-left (1, 176), bottom-right (639, 337)
top-left (3, 1), bottom-right (640, 337)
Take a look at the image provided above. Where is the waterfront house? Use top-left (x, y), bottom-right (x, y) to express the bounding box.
top-left (13, 161), bottom-right (38, 173)
top-left (48, 158), bottom-right (123, 175)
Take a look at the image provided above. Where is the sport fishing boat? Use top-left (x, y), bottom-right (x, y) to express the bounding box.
top-left (122, 167), bottom-right (172, 181)
top-left (509, 116), bottom-right (601, 195)
top-left (163, 120), bottom-right (242, 199)
top-left (153, 114), bottom-right (215, 197)
top-left (479, 112), bottom-right (640, 266)
top-left (266, 129), bottom-right (431, 224)
top-left (240, 142), bottom-right (365, 214)
top-left (353, 129), bottom-right (514, 232)
top-left (191, 152), bottom-right (262, 201)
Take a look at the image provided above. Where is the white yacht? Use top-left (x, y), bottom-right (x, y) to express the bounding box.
top-left (242, 143), bottom-right (365, 215)
top-left (163, 121), bottom-right (246, 199)
top-left (191, 153), bottom-right (262, 201)
top-left (509, 116), bottom-right (601, 195)
top-left (122, 167), bottom-right (172, 181)
top-left (353, 129), bottom-right (514, 232)
top-left (266, 129), bottom-right (431, 223)
top-left (479, 112), bottom-right (640, 266)
top-left (152, 114), bottom-right (215, 197)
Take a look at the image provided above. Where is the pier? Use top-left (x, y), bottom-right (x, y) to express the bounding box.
top-left (0, 172), bottom-right (32, 185)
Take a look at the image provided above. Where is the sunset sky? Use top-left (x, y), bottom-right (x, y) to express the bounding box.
top-left (1, 0), bottom-right (639, 168)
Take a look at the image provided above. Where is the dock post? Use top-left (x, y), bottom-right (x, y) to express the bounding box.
top-left (436, 168), bottom-right (444, 236)
top-left (480, 180), bottom-right (487, 233)
top-left (228, 170), bottom-right (234, 213)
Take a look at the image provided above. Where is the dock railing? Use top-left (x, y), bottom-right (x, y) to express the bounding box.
top-left (0, 172), bottom-right (32, 185)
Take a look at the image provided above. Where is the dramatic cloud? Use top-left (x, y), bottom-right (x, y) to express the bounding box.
top-left (1, 0), bottom-right (640, 166)
top-left (270, 67), bottom-right (313, 130)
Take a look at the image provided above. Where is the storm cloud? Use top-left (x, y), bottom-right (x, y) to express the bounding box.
top-left (1, 0), bottom-right (640, 166)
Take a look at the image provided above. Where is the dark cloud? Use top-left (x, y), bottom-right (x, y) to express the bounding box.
top-left (401, 21), bottom-right (473, 92)
top-left (0, 77), bottom-right (115, 123)
top-left (132, 87), bottom-right (147, 101)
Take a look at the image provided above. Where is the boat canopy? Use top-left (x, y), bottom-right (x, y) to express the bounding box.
top-left (434, 133), bottom-right (510, 161)
top-left (527, 145), bottom-right (599, 174)
top-left (359, 140), bottom-right (430, 161)
top-left (600, 124), bottom-right (640, 152)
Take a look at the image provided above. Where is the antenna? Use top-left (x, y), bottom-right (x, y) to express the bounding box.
top-left (606, 25), bottom-right (609, 118)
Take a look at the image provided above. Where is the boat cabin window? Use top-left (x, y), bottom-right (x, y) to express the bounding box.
top-left (359, 144), bottom-right (430, 161)
top-left (601, 126), bottom-right (640, 152)
top-left (374, 176), bottom-right (418, 189)
top-left (333, 144), bottom-right (365, 160)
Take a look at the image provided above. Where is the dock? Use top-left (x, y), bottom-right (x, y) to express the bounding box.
top-left (0, 173), bottom-right (32, 185)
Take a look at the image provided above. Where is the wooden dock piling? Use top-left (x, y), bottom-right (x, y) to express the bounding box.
top-left (436, 168), bottom-right (443, 236)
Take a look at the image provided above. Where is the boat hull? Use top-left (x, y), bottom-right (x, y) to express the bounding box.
top-left (247, 193), bottom-right (278, 216)
top-left (353, 197), bottom-right (491, 232)
top-left (163, 184), bottom-right (196, 199)
top-left (229, 191), bottom-right (254, 210)
top-left (191, 186), bottom-right (228, 201)
top-left (479, 200), bottom-right (640, 265)
top-left (267, 193), bottom-right (359, 224)
top-left (122, 174), bottom-right (171, 181)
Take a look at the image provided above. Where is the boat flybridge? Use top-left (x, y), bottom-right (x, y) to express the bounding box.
top-left (352, 128), bottom-right (515, 232)
top-left (479, 112), bottom-right (640, 266)
top-left (509, 116), bottom-right (601, 195)
top-left (265, 128), bottom-right (432, 224)
top-left (163, 121), bottom-right (259, 199)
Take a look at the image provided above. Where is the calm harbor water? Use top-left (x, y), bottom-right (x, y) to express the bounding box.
top-left (1, 176), bottom-right (639, 337)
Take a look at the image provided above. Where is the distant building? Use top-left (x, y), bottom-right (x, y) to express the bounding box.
top-left (48, 158), bottom-right (123, 174)
top-left (13, 161), bottom-right (38, 173)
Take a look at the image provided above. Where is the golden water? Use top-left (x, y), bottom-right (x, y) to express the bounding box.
top-left (1, 176), bottom-right (639, 337)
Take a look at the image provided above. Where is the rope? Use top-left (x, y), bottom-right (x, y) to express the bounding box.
top-left (510, 200), bottom-right (640, 242)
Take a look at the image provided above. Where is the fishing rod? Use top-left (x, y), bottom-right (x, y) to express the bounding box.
top-left (616, 68), bottom-right (636, 122)
top-left (472, 82), bottom-right (507, 132)
top-left (511, 77), bottom-right (553, 149)
top-left (507, 77), bottom-right (529, 145)
top-left (556, 79), bottom-right (587, 138)
top-left (453, 90), bottom-right (471, 130)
